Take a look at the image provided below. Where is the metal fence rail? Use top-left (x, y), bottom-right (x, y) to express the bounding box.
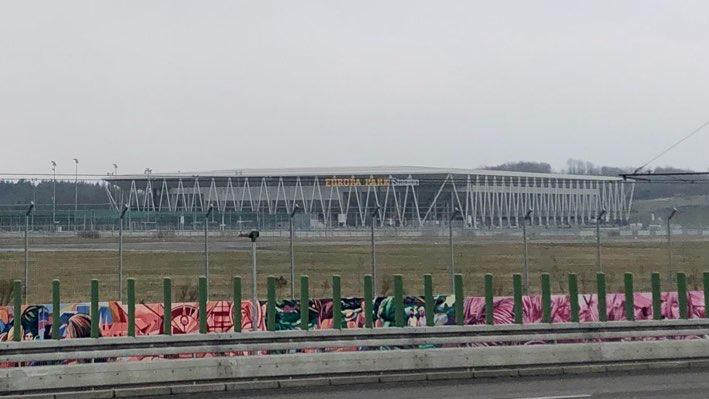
top-left (2, 319), bottom-right (708, 364)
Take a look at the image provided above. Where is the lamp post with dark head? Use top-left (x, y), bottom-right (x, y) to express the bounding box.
top-left (596, 208), bottom-right (607, 272)
top-left (289, 204), bottom-right (301, 299)
top-left (667, 208), bottom-right (678, 285)
top-left (522, 208), bottom-right (533, 295)
top-left (24, 201), bottom-right (34, 303)
top-left (448, 207), bottom-right (462, 293)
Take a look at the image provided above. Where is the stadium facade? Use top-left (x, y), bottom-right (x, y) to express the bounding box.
top-left (104, 166), bottom-right (634, 229)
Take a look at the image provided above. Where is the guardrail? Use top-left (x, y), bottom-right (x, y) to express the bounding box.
top-left (2, 320), bottom-right (709, 397)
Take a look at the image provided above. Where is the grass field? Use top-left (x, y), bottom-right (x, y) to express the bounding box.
top-left (2, 235), bottom-right (709, 305)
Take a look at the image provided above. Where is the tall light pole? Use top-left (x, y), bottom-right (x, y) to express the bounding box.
top-left (370, 206), bottom-right (380, 296)
top-left (51, 161), bottom-right (56, 230)
top-left (448, 207), bottom-right (461, 293)
top-left (204, 204), bottom-right (214, 282)
top-left (24, 201), bottom-right (34, 303)
top-left (596, 207), bottom-right (607, 273)
top-left (73, 158), bottom-right (79, 231)
top-left (31, 179), bottom-right (37, 231)
top-left (667, 208), bottom-right (678, 286)
top-left (289, 204), bottom-right (301, 299)
top-left (522, 208), bottom-right (533, 295)
top-left (240, 230), bottom-right (260, 331)
top-left (118, 204), bottom-right (128, 301)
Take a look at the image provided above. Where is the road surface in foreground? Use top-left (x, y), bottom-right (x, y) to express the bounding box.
top-left (167, 368), bottom-right (707, 399)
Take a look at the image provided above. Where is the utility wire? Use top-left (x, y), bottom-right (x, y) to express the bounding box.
top-left (633, 119), bottom-right (709, 174)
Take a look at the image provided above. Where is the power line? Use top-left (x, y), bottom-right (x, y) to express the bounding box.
top-left (634, 119), bottom-right (709, 174)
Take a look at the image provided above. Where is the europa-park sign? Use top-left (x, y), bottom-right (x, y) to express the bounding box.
top-left (324, 176), bottom-right (420, 188)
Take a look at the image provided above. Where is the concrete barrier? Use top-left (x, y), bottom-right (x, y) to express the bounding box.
top-left (2, 321), bottom-right (709, 396)
top-left (3, 339), bottom-right (709, 395)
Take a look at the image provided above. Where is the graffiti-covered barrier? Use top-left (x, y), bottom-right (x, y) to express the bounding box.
top-left (0, 291), bottom-right (706, 340)
top-left (2, 322), bottom-right (709, 396)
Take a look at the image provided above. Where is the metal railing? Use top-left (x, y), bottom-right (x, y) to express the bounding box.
top-left (3, 319), bottom-right (708, 365)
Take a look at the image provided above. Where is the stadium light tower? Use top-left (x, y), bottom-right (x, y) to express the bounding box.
top-left (51, 161), bottom-right (57, 230)
top-left (117, 204), bottom-right (129, 301)
top-left (370, 206), bottom-right (380, 296)
top-left (522, 208), bottom-right (533, 295)
top-left (596, 207), bottom-right (607, 272)
top-left (289, 204), bottom-right (301, 299)
top-left (239, 230), bottom-right (260, 331)
top-left (24, 201), bottom-right (35, 303)
top-left (667, 208), bottom-right (678, 285)
top-left (448, 207), bottom-right (462, 293)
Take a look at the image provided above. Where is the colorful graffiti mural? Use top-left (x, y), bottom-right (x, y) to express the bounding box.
top-left (0, 291), bottom-right (705, 342)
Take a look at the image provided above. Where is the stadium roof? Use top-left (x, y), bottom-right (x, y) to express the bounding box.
top-left (107, 166), bottom-right (623, 181)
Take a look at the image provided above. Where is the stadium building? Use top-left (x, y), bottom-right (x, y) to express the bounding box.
top-left (104, 166), bottom-right (634, 229)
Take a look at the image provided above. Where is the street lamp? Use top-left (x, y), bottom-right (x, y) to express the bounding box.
top-left (289, 204), bottom-right (301, 299)
top-left (204, 204), bottom-right (214, 282)
top-left (522, 208), bottom-right (533, 295)
top-left (667, 208), bottom-right (678, 285)
top-left (118, 204), bottom-right (128, 301)
top-left (24, 201), bottom-right (34, 303)
top-left (51, 161), bottom-right (56, 230)
top-left (73, 158), bottom-right (79, 231)
top-left (448, 207), bottom-right (462, 293)
top-left (239, 230), bottom-right (260, 331)
top-left (370, 206), bottom-right (380, 296)
top-left (596, 208), bottom-right (607, 272)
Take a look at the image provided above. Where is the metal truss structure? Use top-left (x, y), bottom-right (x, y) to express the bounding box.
top-left (105, 166), bottom-right (634, 228)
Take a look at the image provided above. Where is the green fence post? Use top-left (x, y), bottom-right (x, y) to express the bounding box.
top-left (163, 278), bottom-right (172, 335)
top-left (568, 273), bottom-right (579, 323)
top-left (233, 276), bottom-right (242, 332)
top-left (677, 272), bottom-right (688, 320)
top-left (541, 273), bottom-right (551, 323)
top-left (704, 272), bottom-right (709, 319)
top-left (624, 272), bottom-right (634, 321)
top-left (127, 278), bottom-right (136, 337)
top-left (651, 272), bottom-right (662, 320)
top-left (454, 274), bottom-right (464, 326)
top-left (513, 274), bottom-right (523, 324)
top-left (267, 276), bottom-right (276, 331)
top-left (199, 276), bottom-right (208, 334)
top-left (13, 280), bottom-right (21, 342)
top-left (364, 274), bottom-right (374, 329)
top-left (91, 279), bottom-right (99, 338)
top-left (597, 272), bottom-right (607, 322)
top-left (333, 275), bottom-right (342, 329)
top-left (300, 275), bottom-right (309, 330)
top-left (423, 274), bottom-right (434, 327)
top-left (394, 274), bottom-right (404, 327)
top-left (484, 273), bottom-right (494, 325)
top-left (52, 279), bottom-right (60, 340)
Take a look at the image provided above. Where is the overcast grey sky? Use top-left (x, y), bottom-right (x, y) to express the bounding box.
top-left (1, 1), bottom-right (707, 176)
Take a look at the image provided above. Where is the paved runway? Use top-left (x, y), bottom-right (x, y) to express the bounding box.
top-left (167, 369), bottom-right (709, 399)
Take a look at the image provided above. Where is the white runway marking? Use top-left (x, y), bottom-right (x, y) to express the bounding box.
top-left (516, 395), bottom-right (592, 399)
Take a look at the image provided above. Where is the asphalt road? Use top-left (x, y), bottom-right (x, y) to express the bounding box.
top-left (166, 369), bottom-right (709, 399)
